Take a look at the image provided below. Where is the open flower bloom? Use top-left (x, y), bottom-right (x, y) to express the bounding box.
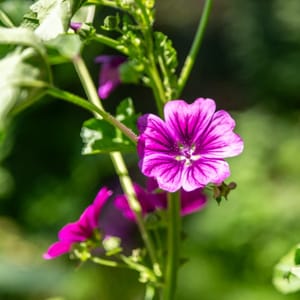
top-left (138, 98), bottom-right (244, 192)
top-left (114, 178), bottom-right (207, 220)
top-left (95, 55), bottom-right (126, 99)
top-left (43, 187), bottom-right (112, 259)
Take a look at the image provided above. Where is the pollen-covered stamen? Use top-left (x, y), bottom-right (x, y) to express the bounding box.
top-left (176, 143), bottom-right (201, 166)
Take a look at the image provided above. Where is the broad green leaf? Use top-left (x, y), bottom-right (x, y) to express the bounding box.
top-left (81, 118), bottom-right (135, 155)
top-left (0, 48), bottom-right (47, 128)
top-left (116, 98), bottom-right (139, 134)
top-left (0, 26), bottom-right (45, 56)
top-left (46, 34), bottom-right (81, 58)
top-left (23, 0), bottom-right (74, 41)
top-left (273, 244), bottom-right (300, 294)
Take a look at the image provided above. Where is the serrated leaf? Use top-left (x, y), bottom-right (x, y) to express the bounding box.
top-left (273, 244), bottom-right (300, 294)
top-left (24, 0), bottom-right (73, 41)
top-left (46, 33), bottom-right (81, 58)
top-left (116, 98), bottom-right (139, 134)
top-left (81, 118), bottom-right (135, 154)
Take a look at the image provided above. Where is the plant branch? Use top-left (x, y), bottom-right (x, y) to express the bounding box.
top-left (177, 0), bottom-right (213, 96)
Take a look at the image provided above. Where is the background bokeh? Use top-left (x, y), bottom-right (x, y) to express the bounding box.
top-left (1, 0), bottom-right (300, 299)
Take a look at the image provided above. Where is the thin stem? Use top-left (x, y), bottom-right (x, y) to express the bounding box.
top-left (162, 192), bottom-right (181, 300)
top-left (92, 34), bottom-right (129, 55)
top-left (0, 10), bottom-right (14, 27)
top-left (72, 55), bottom-right (160, 274)
top-left (177, 0), bottom-right (213, 97)
top-left (90, 256), bottom-right (123, 267)
top-left (47, 86), bottom-right (138, 144)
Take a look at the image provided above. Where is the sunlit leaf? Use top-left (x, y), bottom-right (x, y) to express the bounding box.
top-left (46, 33), bottom-right (81, 58)
top-left (23, 0), bottom-right (74, 40)
top-left (81, 118), bottom-right (135, 155)
top-left (0, 26), bottom-right (45, 56)
top-left (0, 48), bottom-right (47, 128)
top-left (273, 244), bottom-right (300, 294)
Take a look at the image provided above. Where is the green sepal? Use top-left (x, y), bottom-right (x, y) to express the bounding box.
top-left (102, 14), bottom-right (121, 32)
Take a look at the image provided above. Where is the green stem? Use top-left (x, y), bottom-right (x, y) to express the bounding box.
top-left (110, 151), bottom-right (160, 273)
top-left (47, 86), bottom-right (137, 144)
top-left (135, 0), bottom-right (166, 115)
top-left (162, 192), bottom-right (181, 300)
top-left (90, 256), bottom-right (122, 267)
top-left (72, 55), bottom-right (160, 275)
top-left (177, 0), bottom-right (213, 97)
top-left (92, 34), bottom-right (128, 55)
top-left (0, 10), bottom-right (14, 27)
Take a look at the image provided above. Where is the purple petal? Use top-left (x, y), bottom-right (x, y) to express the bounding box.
top-left (95, 55), bottom-right (126, 99)
top-left (58, 221), bottom-right (91, 242)
top-left (91, 187), bottom-right (113, 224)
top-left (164, 98), bottom-right (216, 143)
top-left (182, 159), bottom-right (230, 191)
top-left (43, 241), bottom-right (72, 259)
top-left (181, 188), bottom-right (207, 215)
top-left (58, 187), bottom-right (112, 241)
top-left (115, 183), bottom-right (164, 220)
top-left (200, 110), bottom-right (244, 158)
top-left (142, 153), bottom-right (184, 192)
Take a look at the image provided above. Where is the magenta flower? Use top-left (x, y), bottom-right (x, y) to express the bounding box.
top-left (114, 178), bottom-right (207, 220)
top-left (95, 55), bottom-right (126, 99)
top-left (43, 187), bottom-right (112, 259)
top-left (138, 98), bottom-right (244, 192)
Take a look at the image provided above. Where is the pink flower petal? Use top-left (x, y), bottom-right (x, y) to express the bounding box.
top-left (43, 241), bottom-right (72, 260)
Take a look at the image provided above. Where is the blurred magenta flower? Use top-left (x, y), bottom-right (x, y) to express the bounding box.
top-left (137, 98), bottom-right (244, 192)
top-left (95, 55), bottom-right (126, 99)
top-left (43, 187), bottom-right (112, 259)
top-left (114, 178), bottom-right (207, 220)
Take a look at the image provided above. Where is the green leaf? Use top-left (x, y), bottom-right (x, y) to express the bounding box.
top-left (0, 48), bottom-right (47, 128)
top-left (273, 244), bottom-right (300, 294)
top-left (116, 98), bottom-right (139, 134)
top-left (81, 118), bottom-right (135, 155)
top-left (22, 0), bottom-right (73, 41)
top-left (46, 33), bottom-right (82, 58)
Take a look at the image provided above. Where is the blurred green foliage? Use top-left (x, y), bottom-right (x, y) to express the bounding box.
top-left (1, 0), bottom-right (300, 299)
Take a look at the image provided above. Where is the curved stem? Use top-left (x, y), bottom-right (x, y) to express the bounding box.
top-left (72, 55), bottom-right (160, 274)
top-left (177, 0), bottom-right (213, 97)
top-left (92, 34), bottom-right (129, 55)
top-left (47, 86), bottom-right (137, 144)
top-left (162, 191), bottom-right (181, 300)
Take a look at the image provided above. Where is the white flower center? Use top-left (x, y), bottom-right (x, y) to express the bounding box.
top-left (176, 143), bottom-right (200, 166)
